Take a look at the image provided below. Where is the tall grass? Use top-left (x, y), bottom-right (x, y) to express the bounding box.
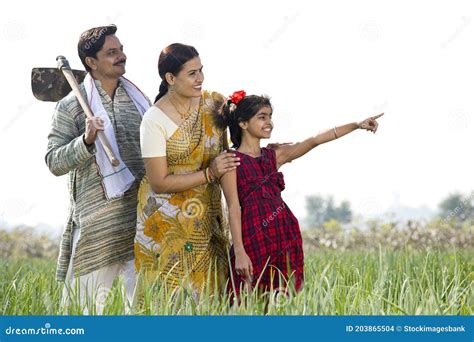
top-left (1, 248), bottom-right (472, 315)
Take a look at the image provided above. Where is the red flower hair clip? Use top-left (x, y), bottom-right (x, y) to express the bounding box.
top-left (228, 90), bottom-right (246, 105)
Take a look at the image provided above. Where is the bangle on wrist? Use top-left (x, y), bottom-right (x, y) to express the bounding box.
top-left (333, 126), bottom-right (338, 139)
top-left (208, 167), bottom-right (216, 182)
top-left (204, 168), bottom-right (210, 183)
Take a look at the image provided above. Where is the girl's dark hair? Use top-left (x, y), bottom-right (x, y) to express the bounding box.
top-left (154, 43), bottom-right (199, 103)
top-left (216, 95), bottom-right (272, 148)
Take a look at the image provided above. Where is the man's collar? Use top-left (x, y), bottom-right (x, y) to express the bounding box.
top-left (90, 77), bottom-right (124, 94)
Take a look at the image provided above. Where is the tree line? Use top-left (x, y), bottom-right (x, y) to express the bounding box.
top-left (305, 191), bottom-right (474, 227)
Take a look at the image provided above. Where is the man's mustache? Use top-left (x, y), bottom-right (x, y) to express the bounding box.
top-left (114, 59), bottom-right (126, 65)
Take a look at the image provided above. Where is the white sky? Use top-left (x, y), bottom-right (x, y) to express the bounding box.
top-left (0, 0), bottom-right (473, 233)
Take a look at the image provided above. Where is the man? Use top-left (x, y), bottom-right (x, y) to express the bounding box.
top-left (45, 25), bottom-right (150, 313)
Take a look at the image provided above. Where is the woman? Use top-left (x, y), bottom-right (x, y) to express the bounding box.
top-left (134, 44), bottom-right (240, 295)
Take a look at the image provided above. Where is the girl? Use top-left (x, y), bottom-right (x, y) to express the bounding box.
top-left (218, 90), bottom-right (383, 295)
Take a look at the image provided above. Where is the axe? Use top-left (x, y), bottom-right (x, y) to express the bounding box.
top-left (32, 56), bottom-right (119, 167)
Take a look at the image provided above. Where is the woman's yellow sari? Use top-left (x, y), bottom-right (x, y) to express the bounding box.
top-left (134, 91), bottom-right (229, 294)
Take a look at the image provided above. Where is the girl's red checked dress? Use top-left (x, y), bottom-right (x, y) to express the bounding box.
top-left (229, 147), bottom-right (304, 294)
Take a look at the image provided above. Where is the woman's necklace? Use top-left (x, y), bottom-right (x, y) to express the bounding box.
top-left (168, 96), bottom-right (192, 120)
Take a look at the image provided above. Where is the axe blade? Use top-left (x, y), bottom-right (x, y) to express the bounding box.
top-left (31, 68), bottom-right (86, 102)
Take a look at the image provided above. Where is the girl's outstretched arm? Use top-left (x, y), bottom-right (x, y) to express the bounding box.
top-left (275, 113), bottom-right (384, 168)
top-left (220, 169), bottom-right (254, 282)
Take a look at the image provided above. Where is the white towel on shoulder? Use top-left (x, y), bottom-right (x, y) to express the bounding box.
top-left (84, 73), bottom-right (149, 200)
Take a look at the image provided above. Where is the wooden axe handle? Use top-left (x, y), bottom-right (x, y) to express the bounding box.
top-left (56, 56), bottom-right (120, 167)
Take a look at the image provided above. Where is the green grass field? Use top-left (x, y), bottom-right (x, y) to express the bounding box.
top-left (1, 248), bottom-right (472, 315)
